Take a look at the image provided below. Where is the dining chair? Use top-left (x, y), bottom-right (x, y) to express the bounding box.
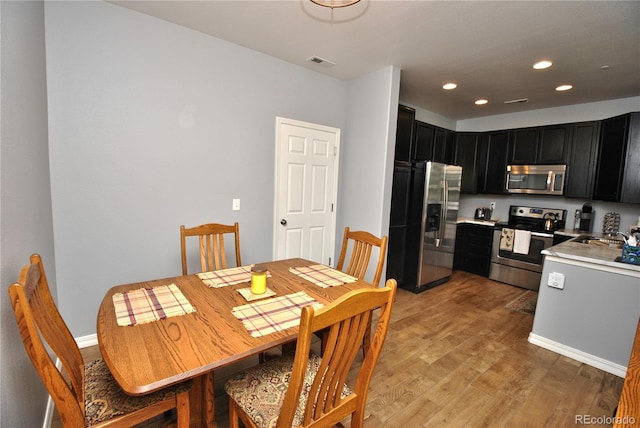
top-left (180, 221), bottom-right (242, 275)
top-left (327, 226), bottom-right (388, 357)
top-left (224, 278), bottom-right (397, 428)
top-left (336, 226), bottom-right (388, 287)
top-left (8, 254), bottom-right (192, 427)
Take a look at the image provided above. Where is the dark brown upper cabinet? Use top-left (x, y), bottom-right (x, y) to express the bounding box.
top-left (508, 125), bottom-right (570, 164)
top-left (455, 132), bottom-right (488, 194)
top-left (478, 131), bottom-right (509, 194)
top-left (394, 105), bottom-right (415, 162)
top-left (433, 127), bottom-right (456, 164)
top-left (564, 121), bottom-right (601, 199)
top-left (593, 113), bottom-right (640, 203)
top-left (413, 121), bottom-right (435, 161)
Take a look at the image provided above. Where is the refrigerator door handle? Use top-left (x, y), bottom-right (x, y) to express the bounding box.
top-left (436, 180), bottom-right (448, 247)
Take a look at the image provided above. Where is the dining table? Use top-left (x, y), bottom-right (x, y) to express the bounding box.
top-left (96, 257), bottom-right (372, 427)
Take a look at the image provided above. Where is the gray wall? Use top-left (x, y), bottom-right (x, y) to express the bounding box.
top-left (338, 66), bottom-right (400, 283)
top-left (1, 2), bottom-right (56, 427)
top-left (1, 1), bottom-right (400, 425)
top-left (44, 1), bottom-right (355, 336)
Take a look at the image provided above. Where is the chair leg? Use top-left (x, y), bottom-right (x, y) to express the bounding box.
top-left (229, 399), bottom-right (240, 428)
top-left (175, 390), bottom-right (190, 428)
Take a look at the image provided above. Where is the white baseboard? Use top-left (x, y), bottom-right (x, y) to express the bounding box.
top-left (528, 332), bottom-right (628, 378)
top-left (44, 334), bottom-right (98, 428)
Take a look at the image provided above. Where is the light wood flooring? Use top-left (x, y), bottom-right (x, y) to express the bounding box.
top-left (52, 271), bottom-right (625, 427)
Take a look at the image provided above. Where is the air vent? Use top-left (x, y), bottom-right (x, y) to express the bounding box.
top-left (306, 56), bottom-right (336, 67)
top-left (504, 98), bottom-right (529, 104)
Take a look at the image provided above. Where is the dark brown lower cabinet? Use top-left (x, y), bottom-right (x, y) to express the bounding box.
top-left (453, 223), bottom-right (494, 277)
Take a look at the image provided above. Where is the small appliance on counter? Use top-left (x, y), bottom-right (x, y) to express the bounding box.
top-left (579, 202), bottom-right (594, 232)
top-left (474, 207), bottom-right (491, 220)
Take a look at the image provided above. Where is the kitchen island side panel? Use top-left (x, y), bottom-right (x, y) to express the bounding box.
top-left (531, 256), bottom-right (640, 369)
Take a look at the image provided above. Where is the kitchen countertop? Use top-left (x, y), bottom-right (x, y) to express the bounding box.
top-left (456, 217), bottom-right (499, 226)
top-left (542, 237), bottom-right (640, 274)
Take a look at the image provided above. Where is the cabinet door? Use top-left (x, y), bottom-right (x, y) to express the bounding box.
top-left (539, 125), bottom-right (570, 164)
top-left (455, 133), bottom-right (484, 194)
top-left (481, 131), bottom-right (509, 194)
top-left (621, 112), bottom-right (640, 203)
top-left (387, 163), bottom-right (411, 282)
top-left (433, 127), bottom-right (456, 164)
top-left (565, 121), bottom-right (600, 199)
top-left (413, 121), bottom-right (435, 161)
top-left (394, 105), bottom-right (415, 162)
top-left (509, 128), bottom-right (540, 164)
top-left (454, 223), bottom-right (493, 276)
top-left (593, 114), bottom-right (629, 201)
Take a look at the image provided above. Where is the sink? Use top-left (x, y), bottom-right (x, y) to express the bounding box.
top-left (573, 235), bottom-right (625, 249)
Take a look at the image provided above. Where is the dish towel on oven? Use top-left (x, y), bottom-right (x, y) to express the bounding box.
top-left (197, 265), bottom-right (271, 288)
top-left (232, 291), bottom-right (323, 337)
top-left (513, 230), bottom-right (532, 254)
top-left (112, 284), bottom-right (195, 326)
top-left (289, 265), bottom-right (358, 288)
top-left (500, 228), bottom-right (515, 251)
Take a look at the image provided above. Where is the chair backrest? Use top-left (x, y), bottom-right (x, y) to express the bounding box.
top-left (8, 254), bottom-right (87, 426)
top-left (277, 278), bottom-right (397, 428)
top-left (180, 222), bottom-right (242, 275)
top-left (336, 227), bottom-right (388, 287)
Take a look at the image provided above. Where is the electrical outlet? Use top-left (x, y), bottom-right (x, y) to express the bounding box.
top-left (548, 272), bottom-right (565, 289)
top-left (490, 202), bottom-right (496, 211)
top-left (232, 199), bottom-right (240, 211)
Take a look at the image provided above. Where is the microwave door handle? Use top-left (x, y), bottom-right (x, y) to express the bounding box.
top-left (548, 170), bottom-right (554, 192)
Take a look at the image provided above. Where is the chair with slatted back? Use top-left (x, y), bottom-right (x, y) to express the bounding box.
top-left (336, 226), bottom-right (388, 288)
top-left (180, 222), bottom-right (242, 275)
top-left (326, 226), bottom-right (388, 357)
top-left (8, 254), bottom-right (191, 427)
top-left (224, 278), bottom-right (397, 428)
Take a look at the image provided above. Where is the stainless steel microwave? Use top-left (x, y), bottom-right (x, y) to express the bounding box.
top-left (506, 164), bottom-right (566, 195)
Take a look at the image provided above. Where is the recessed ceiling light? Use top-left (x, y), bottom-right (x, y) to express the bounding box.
top-left (443, 83), bottom-right (457, 90)
top-left (556, 84), bottom-right (573, 91)
top-left (475, 99), bottom-right (488, 105)
top-left (533, 60), bottom-right (553, 70)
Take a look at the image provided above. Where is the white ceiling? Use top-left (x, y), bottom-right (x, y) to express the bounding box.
top-left (110, 0), bottom-right (640, 120)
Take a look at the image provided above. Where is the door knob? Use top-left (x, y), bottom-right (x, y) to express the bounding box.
top-left (280, 219), bottom-right (287, 225)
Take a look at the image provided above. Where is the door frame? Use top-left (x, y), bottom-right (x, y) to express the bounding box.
top-left (273, 116), bottom-right (341, 263)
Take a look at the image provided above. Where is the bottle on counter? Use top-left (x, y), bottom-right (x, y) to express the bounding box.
top-left (574, 210), bottom-right (581, 231)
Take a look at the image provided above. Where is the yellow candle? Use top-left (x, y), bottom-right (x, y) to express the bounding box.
top-left (251, 265), bottom-right (267, 294)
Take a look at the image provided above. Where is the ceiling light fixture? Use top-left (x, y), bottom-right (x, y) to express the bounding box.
top-left (533, 60), bottom-right (553, 70)
top-left (475, 99), bottom-right (488, 105)
top-left (309, 0), bottom-right (361, 8)
top-left (443, 83), bottom-right (457, 90)
top-left (556, 84), bottom-right (573, 91)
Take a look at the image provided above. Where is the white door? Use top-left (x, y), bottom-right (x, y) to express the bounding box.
top-left (274, 117), bottom-right (340, 264)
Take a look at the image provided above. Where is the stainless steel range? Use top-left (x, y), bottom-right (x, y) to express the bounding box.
top-left (489, 205), bottom-right (567, 290)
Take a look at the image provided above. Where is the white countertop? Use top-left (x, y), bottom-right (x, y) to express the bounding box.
top-left (457, 217), bottom-right (499, 226)
top-left (542, 238), bottom-right (640, 273)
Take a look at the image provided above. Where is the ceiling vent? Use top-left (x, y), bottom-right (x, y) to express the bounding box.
top-left (504, 98), bottom-right (529, 105)
top-left (307, 56), bottom-right (336, 67)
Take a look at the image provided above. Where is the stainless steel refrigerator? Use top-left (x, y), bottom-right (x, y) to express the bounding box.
top-left (401, 161), bottom-right (462, 293)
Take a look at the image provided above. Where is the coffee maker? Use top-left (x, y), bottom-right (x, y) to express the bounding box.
top-left (579, 202), bottom-right (594, 232)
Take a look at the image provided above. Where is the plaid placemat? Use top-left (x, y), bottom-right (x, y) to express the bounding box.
top-left (289, 264), bottom-right (358, 288)
top-left (112, 284), bottom-right (195, 327)
top-left (197, 265), bottom-right (271, 288)
top-left (231, 291), bottom-right (323, 337)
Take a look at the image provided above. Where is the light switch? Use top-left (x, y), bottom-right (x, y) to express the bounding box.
top-left (548, 272), bottom-right (565, 289)
top-left (232, 199), bottom-right (240, 211)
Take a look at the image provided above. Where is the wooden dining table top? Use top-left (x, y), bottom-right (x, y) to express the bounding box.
top-left (96, 258), bottom-right (372, 396)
